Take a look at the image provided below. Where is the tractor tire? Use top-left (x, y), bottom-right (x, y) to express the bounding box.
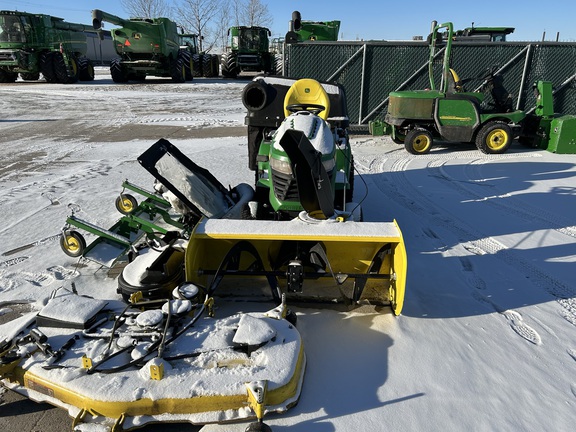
top-left (181, 50), bottom-right (193, 81)
top-left (191, 54), bottom-right (202, 77)
top-left (202, 54), bottom-right (214, 77)
top-left (53, 52), bottom-right (78, 84)
top-left (221, 52), bottom-right (238, 78)
top-left (170, 53), bottom-right (186, 83)
top-left (60, 231), bottom-right (86, 258)
top-left (405, 128), bottom-right (433, 154)
top-left (110, 58), bottom-right (128, 83)
top-left (78, 56), bottom-right (95, 81)
top-left (475, 121), bottom-right (512, 154)
top-left (40, 52), bottom-right (57, 83)
top-left (211, 54), bottom-right (220, 77)
top-left (273, 54), bottom-right (283, 76)
top-left (20, 72), bottom-right (40, 81)
top-left (0, 69), bottom-right (17, 83)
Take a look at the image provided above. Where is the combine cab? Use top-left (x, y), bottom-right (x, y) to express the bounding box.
top-left (0, 10), bottom-right (94, 83)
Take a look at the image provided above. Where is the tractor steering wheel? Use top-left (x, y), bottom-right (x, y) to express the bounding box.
top-left (286, 103), bottom-right (326, 116)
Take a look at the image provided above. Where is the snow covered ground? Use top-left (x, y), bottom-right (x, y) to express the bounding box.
top-left (0, 72), bottom-right (575, 431)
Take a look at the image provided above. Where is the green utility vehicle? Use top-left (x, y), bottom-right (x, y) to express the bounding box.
top-left (385, 21), bottom-right (525, 154)
top-left (220, 26), bottom-right (274, 78)
top-left (0, 10), bottom-right (94, 83)
top-left (92, 9), bottom-right (204, 83)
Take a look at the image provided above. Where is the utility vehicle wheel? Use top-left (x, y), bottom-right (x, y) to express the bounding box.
top-left (110, 58), bottom-right (128, 83)
top-left (40, 52), bottom-right (56, 82)
top-left (405, 128), bottom-right (433, 154)
top-left (475, 121), bottom-right (512, 154)
top-left (60, 231), bottom-right (86, 258)
top-left (192, 54), bottom-right (202, 77)
top-left (53, 53), bottom-right (78, 84)
top-left (20, 72), bottom-right (40, 81)
top-left (78, 57), bottom-right (95, 81)
top-left (115, 194), bottom-right (138, 215)
top-left (391, 126), bottom-right (406, 144)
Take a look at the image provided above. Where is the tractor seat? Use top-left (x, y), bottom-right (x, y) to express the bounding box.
top-left (283, 78), bottom-right (331, 120)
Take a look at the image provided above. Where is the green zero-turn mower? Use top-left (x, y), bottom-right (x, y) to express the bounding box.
top-left (385, 21), bottom-right (526, 155)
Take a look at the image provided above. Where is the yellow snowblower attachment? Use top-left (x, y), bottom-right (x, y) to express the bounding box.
top-left (184, 216), bottom-right (407, 315)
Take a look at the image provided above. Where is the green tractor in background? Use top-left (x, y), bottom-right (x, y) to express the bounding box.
top-left (0, 10), bottom-right (95, 83)
top-left (385, 21), bottom-right (526, 154)
top-left (92, 9), bottom-right (216, 83)
top-left (220, 26), bottom-right (274, 78)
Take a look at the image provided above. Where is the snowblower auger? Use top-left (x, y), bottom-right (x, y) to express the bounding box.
top-left (184, 216), bottom-right (407, 314)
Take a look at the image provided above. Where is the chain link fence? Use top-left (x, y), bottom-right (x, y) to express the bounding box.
top-left (285, 41), bottom-right (576, 125)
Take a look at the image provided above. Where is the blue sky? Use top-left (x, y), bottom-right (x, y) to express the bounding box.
top-left (2, 0), bottom-right (574, 41)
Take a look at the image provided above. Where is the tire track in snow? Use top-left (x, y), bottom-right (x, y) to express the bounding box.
top-left (363, 153), bottom-right (576, 335)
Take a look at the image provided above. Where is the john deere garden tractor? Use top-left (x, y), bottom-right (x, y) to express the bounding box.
top-left (92, 9), bottom-right (196, 83)
top-left (385, 21), bottom-right (526, 154)
top-left (220, 26), bottom-right (274, 78)
top-left (0, 10), bottom-right (94, 83)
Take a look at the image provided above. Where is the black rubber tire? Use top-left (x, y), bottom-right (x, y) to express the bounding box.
top-left (221, 52), bottom-right (238, 78)
top-left (475, 121), bottom-right (512, 154)
top-left (60, 231), bottom-right (86, 258)
top-left (20, 72), bottom-right (40, 81)
top-left (78, 57), bottom-right (95, 81)
top-left (115, 194), bottom-right (138, 215)
top-left (181, 50), bottom-right (193, 80)
top-left (405, 128), bottom-right (433, 154)
top-left (192, 54), bottom-right (202, 77)
top-left (40, 52), bottom-right (57, 83)
top-left (170, 54), bottom-right (186, 83)
top-left (202, 54), bottom-right (214, 77)
top-left (391, 126), bottom-right (406, 144)
top-left (211, 54), bottom-right (220, 77)
top-left (0, 69), bottom-right (17, 83)
top-left (245, 421), bottom-right (273, 432)
top-left (110, 58), bottom-right (128, 83)
top-left (53, 52), bottom-right (78, 84)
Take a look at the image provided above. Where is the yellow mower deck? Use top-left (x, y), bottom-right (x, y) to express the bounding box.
top-left (185, 216), bottom-right (407, 315)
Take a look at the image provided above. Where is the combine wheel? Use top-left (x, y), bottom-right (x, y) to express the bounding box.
top-left (115, 194), bottom-right (138, 215)
top-left (20, 72), bottom-right (40, 81)
top-left (60, 231), bottom-right (86, 258)
top-left (40, 52), bottom-right (56, 82)
top-left (475, 121), bottom-right (512, 154)
top-left (273, 54), bottom-right (283, 76)
top-left (181, 50), bottom-right (193, 80)
top-left (191, 54), bottom-right (202, 77)
top-left (170, 54), bottom-right (186, 83)
top-left (53, 53), bottom-right (78, 84)
top-left (405, 128), bottom-right (433, 154)
top-left (78, 56), bottom-right (95, 81)
top-left (221, 52), bottom-right (238, 78)
top-left (110, 58), bottom-right (128, 83)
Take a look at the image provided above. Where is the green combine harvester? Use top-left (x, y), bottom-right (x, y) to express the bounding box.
top-left (0, 10), bottom-right (95, 83)
top-left (220, 25), bottom-right (274, 78)
top-left (92, 9), bottom-right (214, 83)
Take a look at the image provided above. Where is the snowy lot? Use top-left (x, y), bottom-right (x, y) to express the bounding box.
top-left (0, 72), bottom-right (575, 431)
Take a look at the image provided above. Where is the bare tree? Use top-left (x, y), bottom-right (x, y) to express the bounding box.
top-left (176, 0), bottom-right (223, 52)
top-left (231, 0), bottom-right (273, 28)
top-left (120, 0), bottom-right (173, 19)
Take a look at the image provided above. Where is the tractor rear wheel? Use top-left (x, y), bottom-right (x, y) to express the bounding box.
top-left (405, 128), bottom-right (433, 154)
top-left (170, 55), bottom-right (186, 83)
top-left (475, 121), bottom-right (512, 154)
top-left (211, 54), bottom-right (220, 77)
top-left (192, 54), bottom-right (202, 77)
top-left (221, 52), bottom-right (238, 78)
top-left (78, 56), bottom-right (95, 81)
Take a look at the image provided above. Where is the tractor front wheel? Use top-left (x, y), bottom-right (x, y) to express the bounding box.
top-left (475, 121), bottom-right (512, 154)
top-left (405, 128), bottom-right (433, 154)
